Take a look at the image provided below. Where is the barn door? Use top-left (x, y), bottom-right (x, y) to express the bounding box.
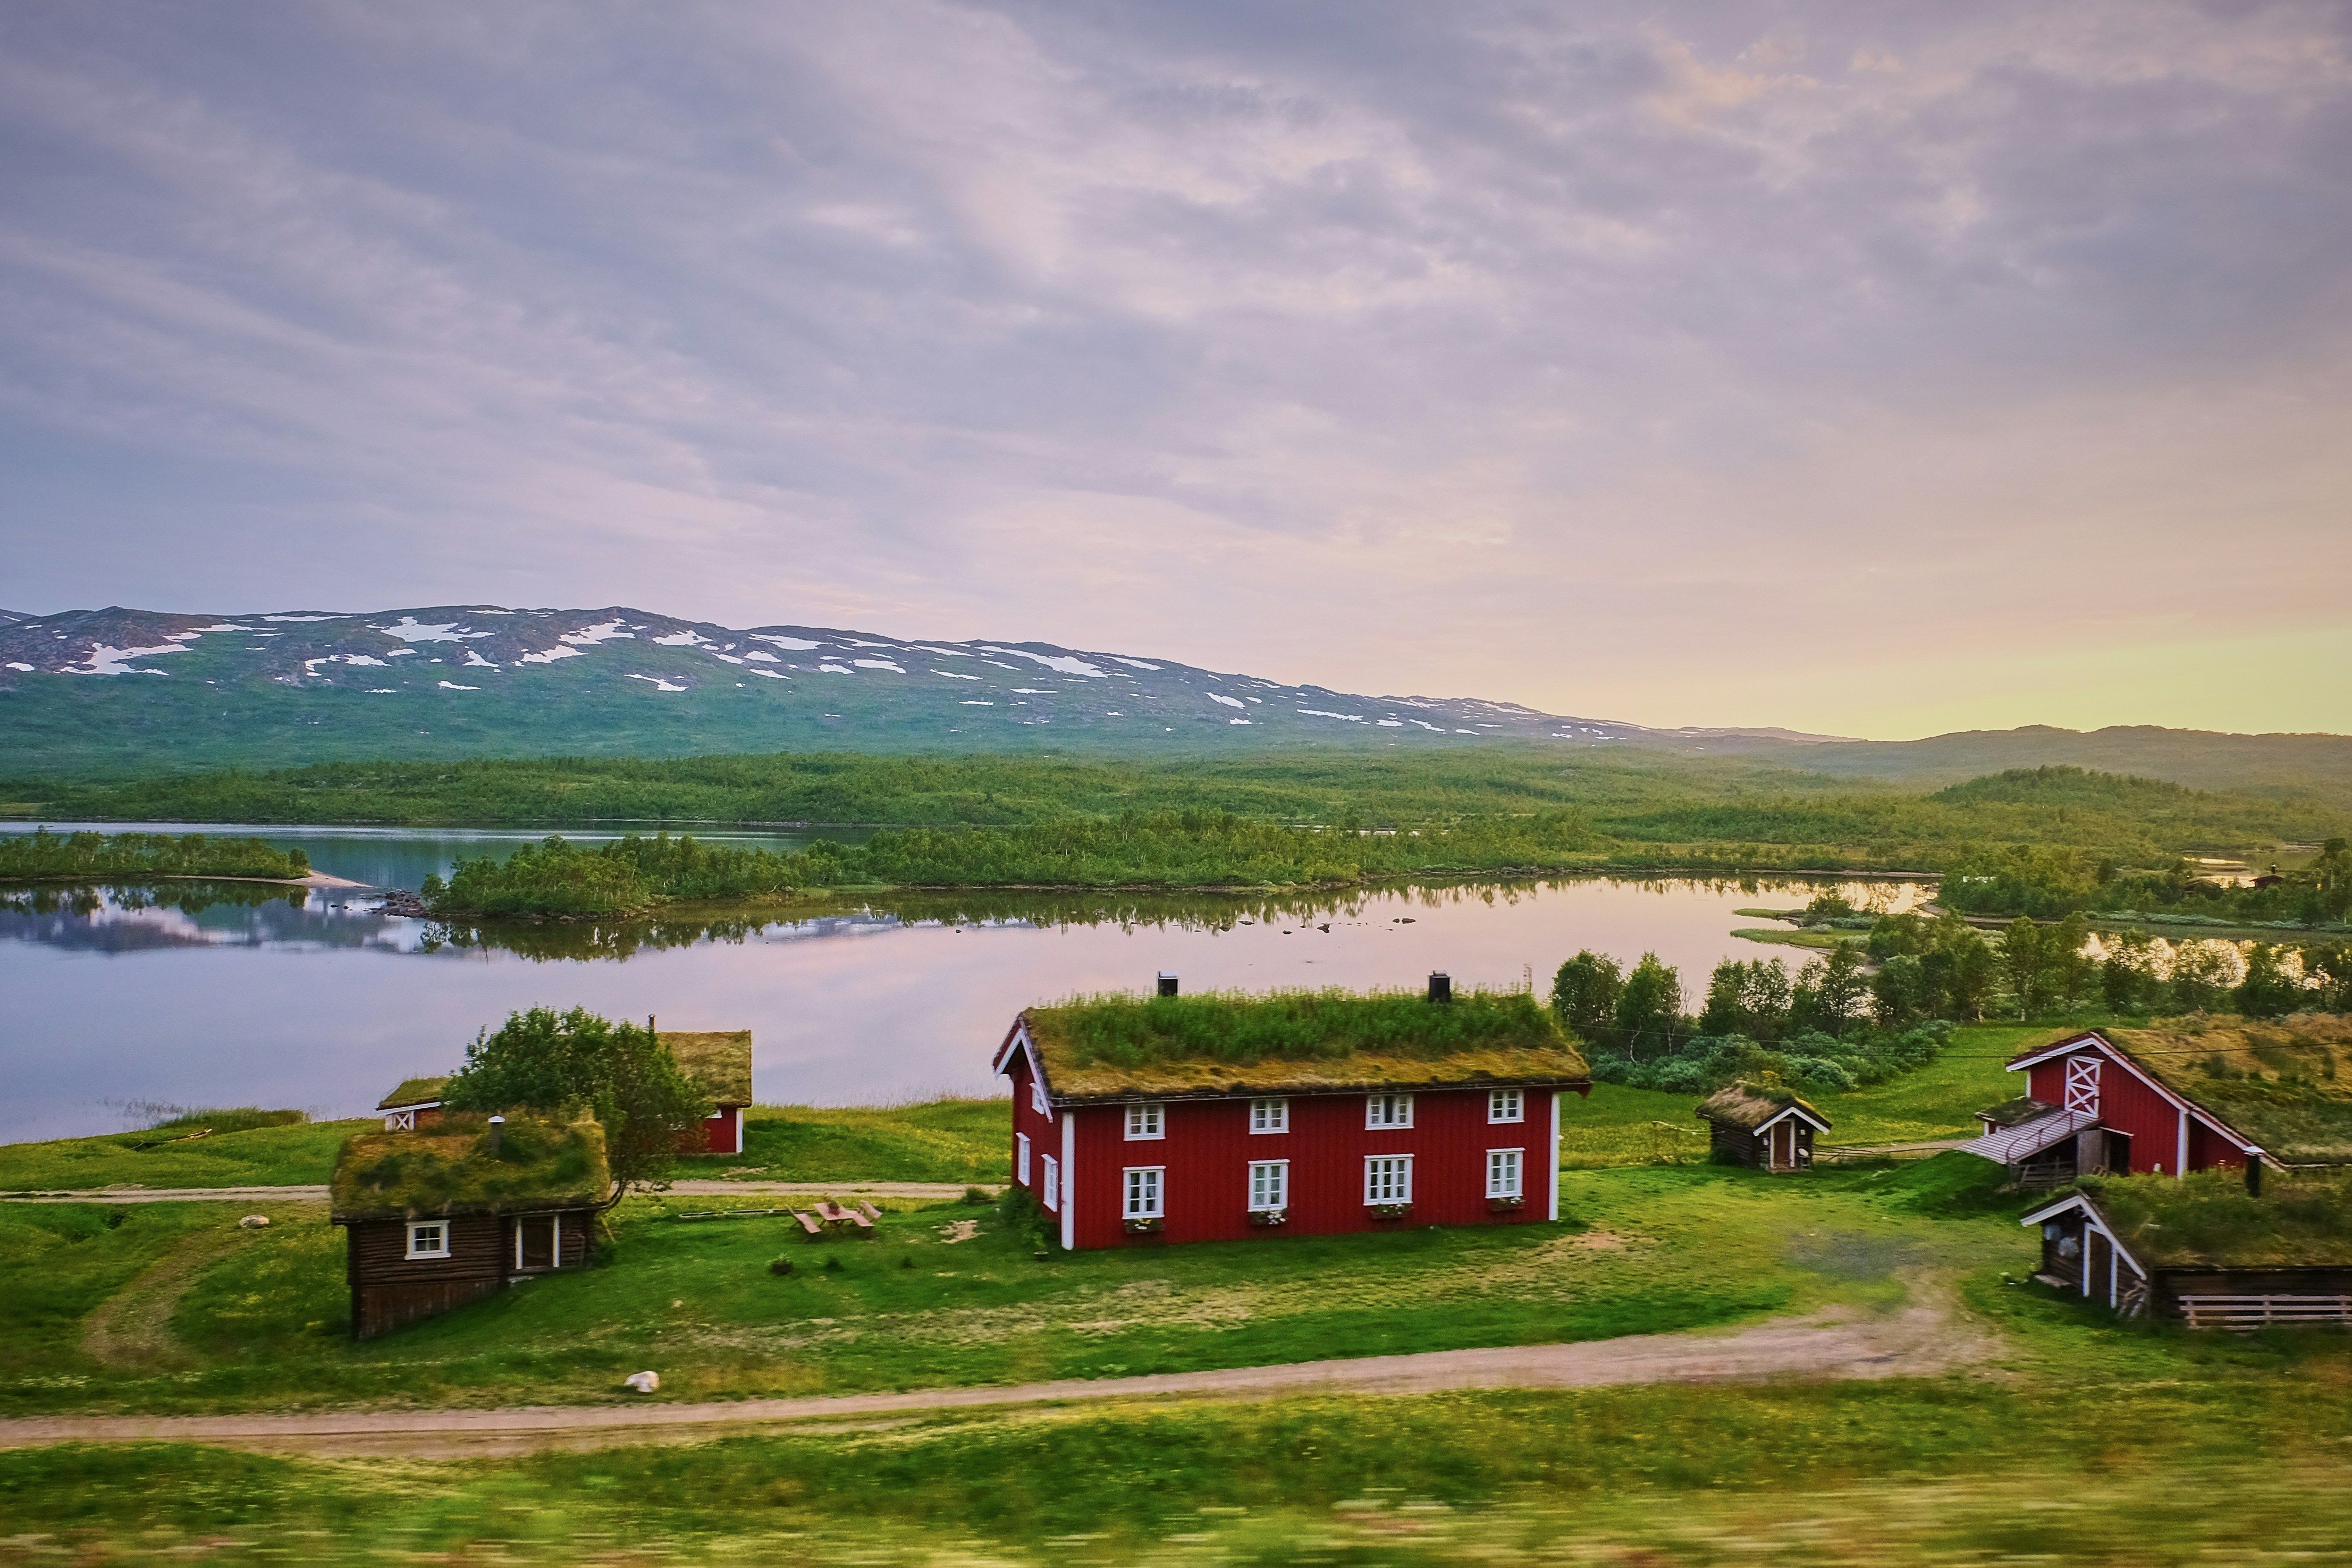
top-left (2065, 1056), bottom-right (2101, 1115)
top-left (1772, 1121), bottom-right (1793, 1170)
top-left (517, 1216), bottom-right (556, 1270)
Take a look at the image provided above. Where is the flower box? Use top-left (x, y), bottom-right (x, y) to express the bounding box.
top-left (1124, 1216), bottom-right (1164, 1235)
top-left (1248, 1208), bottom-right (1288, 1227)
top-left (1487, 1195), bottom-right (1525, 1213)
top-left (1368, 1202), bottom-right (1413, 1220)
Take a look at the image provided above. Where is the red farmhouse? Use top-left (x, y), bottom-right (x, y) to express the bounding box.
top-left (1961, 1017), bottom-right (2352, 1185)
top-left (994, 976), bottom-right (1592, 1250)
top-left (659, 1029), bottom-right (755, 1156)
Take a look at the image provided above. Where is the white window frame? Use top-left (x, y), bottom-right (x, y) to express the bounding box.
top-left (1364, 1154), bottom-right (1414, 1205)
top-left (513, 1212), bottom-right (563, 1271)
top-left (1031, 1074), bottom-right (1050, 1117)
top-left (1017, 1132), bottom-right (1031, 1185)
top-left (1487, 1148), bottom-right (1524, 1200)
top-left (1249, 1159), bottom-right (1289, 1212)
top-left (1042, 1153), bottom-right (1060, 1211)
top-left (1250, 1098), bottom-right (1290, 1134)
top-left (1126, 1101), bottom-right (1166, 1141)
top-left (405, 1220), bottom-right (450, 1260)
top-left (1365, 1092), bottom-right (1414, 1130)
top-left (1488, 1089), bottom-right (1524, 1124)
top-left (1124, 1165), bottom-right (1165, 1219)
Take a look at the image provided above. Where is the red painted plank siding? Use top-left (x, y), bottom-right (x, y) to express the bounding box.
top-left (1007, 1046), bottom-right (1061, 1216)
top-left (2027, 1043), bottom-right (2244, 1175)
top-left (1062, 1088), bottom-right (1548, 1250)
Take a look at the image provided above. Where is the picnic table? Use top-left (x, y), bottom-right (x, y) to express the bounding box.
top-left (815, 1201), bottom-right (875, 1235)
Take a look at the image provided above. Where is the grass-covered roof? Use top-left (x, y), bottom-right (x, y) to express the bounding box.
top-left (331, 1116), bottom-right (610, 1220)
top-left (659, 1030), bottom-right (753, 1105)
top-left (1022, 989), bottom-right (1588, 1100)
top-left (1978, 1095), bottom-right (2054, 1130)
top-left (2101, 1015), bottom-right (2352, 1164)
top-left (376, 1075), bottom-right (451, 1111)
top-left (1695, 1082), bottom-right (1826, 1132)
top-left (2077, 1168), bottom-right (2352, 1270)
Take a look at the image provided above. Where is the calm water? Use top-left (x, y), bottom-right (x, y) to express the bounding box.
top-left (0, 825), bottom-right (1926, 1142)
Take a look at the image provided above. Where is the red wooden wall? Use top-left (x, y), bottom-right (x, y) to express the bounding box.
top-left (2025, 1047), bottom-right (2231, 1175)
top-left (1058, 1087), bottom-right (1552, 1250)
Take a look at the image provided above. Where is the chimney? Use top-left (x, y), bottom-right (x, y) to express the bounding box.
top-left (1428, 972), bottom-right (1452, 1005)
top-left (1157, 972), bottom-right (1179, 998)
top-left (2246, 1152), bottom-right (2263, 1197)
top-left (487, 1114), bottom-right (505, 1154)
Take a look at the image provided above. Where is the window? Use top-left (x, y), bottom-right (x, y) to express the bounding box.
top-left (1365, 1093), bottom-right (1414, 1129)
top-left (1124, 1166), bottom-right (1165, 1219)
top-left (1487, 1148), bottom-right (1523, 1199)
top-left (405, 1220), bottom-right (450, 1260)
top-left (1488, 1089), bottom-right (1524, 1124)
top-left (1250, 1098), bottom-right (1290, 1134)
top-left (1017, 1132), bottom-right (1031, 1184)
top-left (1249, 1160), bottom-right (1289, 1211)
top-left (1042, 1154), bottom-right (1060, 1211)
top-left (1364, 1154), bottom-right (1414, 1204)
top-left (1126, 1101), bottom-right (1165, 1140)
top-left (1031, 1074), bottom-right (1050, 1116)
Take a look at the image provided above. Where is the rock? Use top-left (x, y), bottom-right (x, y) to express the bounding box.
top-left (624, 1371), bottom-right (660, 1394)
top-left (238, 1215), bottom-right (271, 1229)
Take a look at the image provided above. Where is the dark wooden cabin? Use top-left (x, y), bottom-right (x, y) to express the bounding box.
top-left (2024, 1167), bottom-right (2352, 1327)
top-left (1696, 1083), bottom-right (1829, 1171)
top-left (331, 1116), bottom-right (610, 1339)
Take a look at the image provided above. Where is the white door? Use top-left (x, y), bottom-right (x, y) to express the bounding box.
top-left (2065, 1057), bottom-right (2101, 1115)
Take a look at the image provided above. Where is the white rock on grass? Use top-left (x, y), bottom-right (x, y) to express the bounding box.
top-left (624, 1371), bottom-right (661, 1394)
top-left (238, 1215), bottom-right (271, 1229)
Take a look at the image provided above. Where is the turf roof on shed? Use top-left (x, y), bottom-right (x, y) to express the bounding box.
top-left (659, 1030), bottom-right (753, 1105)
top-left (376, 1075), bottom-right (451, 1111)
top-left (2098, 1015), bottom-right (2352, 1164)
top-left (2077, 1167), bottom-right (2352, 1270)
top-left (331, 1116), bottom-right (610, 1220)
top-left (1695, 1082), bottom-right (1827, 1132)
top-left (1022, 989), bottom-right (1589, 1099)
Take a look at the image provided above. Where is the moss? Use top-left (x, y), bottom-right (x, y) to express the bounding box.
top-left (1694, 1082), bottom-right (1825, 1132)
top-left (1024, 989), bottom-right (1588, 1098)
top-left (660, 1031), bottom-right (753, 1105)
top-left (329, 1117), bottom-right (610, 1219)
top-left (375, 1076), bottom-right (450, 1111)
top-left (2081, 1166), bottom-right (2352, 1269)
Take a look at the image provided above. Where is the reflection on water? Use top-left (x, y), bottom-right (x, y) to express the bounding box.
top-left (0, 873), bottom-right (1925, 1142)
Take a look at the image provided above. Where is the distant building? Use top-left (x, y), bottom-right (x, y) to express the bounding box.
top-left (331, 1116), bottom-right (609, 1338)
top-left (2024, 1167), bottom-right (2352, 1326)
top-left (994, 975), bottom-right (1591, 1250)
top-left (1959, 1018), bottom-right (2352, 1186)
top-left (1695, 1083), bottom-right (1829, 1171)
top-left (660, 1029), bottom-right (754, 1156)
top-left (376, 1075), bottom-right (450, 1132)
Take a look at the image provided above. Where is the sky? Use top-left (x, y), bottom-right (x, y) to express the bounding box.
top-left (3, 2), bottom-right (2348, 740)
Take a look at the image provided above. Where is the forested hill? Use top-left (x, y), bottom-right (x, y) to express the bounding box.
top-left (1754, 726), bottom-right (2352, 810)
top-left (0, 603), bottom-right (1817, 775)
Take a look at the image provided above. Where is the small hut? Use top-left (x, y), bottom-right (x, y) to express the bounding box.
top-left (331, 1116), bottom-right (609, 1338)
top-left (2023, 1167), bottom-right (2352, 1326)
top-left (376, 1075), bottom-right (450, 1132)
top-left (1696, 1083), bottom-right (1830, 1171)
top-left (660, 1029), bottom-right (754, 1155)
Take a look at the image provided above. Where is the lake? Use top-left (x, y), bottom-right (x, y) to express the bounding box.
top-left (0, 824), bottom-right (1926, 1142)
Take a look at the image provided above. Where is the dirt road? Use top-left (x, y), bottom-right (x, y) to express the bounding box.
top-left (1, 1181), bottom-right (999, 1204)
top-left (0, 1289), bottom-right (1989, 1457)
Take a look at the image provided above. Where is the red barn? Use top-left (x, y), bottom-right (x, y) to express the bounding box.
top-left (993, 978), bottom-right (1591, 1250)
top-left (1963, 1017), bottom-right (2352, 1185)
top-left (660, 1030), bottom-right (754, 1156)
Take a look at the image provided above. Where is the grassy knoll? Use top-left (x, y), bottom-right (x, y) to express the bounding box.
top-left (0, 1160), bottom-right (2025, 1416)
top-left (0, 1116), bottom-right (367, 1193)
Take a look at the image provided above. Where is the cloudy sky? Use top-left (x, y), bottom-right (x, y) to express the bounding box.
top-left (3, 2), bottom-right (2348, 738)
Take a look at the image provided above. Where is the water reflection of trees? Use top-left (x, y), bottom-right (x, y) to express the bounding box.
top-left (0, 880), bottom-right (309, 918)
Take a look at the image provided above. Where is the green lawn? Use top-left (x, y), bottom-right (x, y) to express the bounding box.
top-left (0, 1159), bottom-right (2030, 1417)
top-left (0, 1117), bottom-right (369, 1192)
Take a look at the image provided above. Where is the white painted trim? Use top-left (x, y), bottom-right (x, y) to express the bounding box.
top-left (731, 1106), bottom-right (744, 1155)
top-left (1485, 1147), bottom-right (1524, 1200)
top-left (1365, 1092), bottom-right (1415, 1130)
top-left (2177, 1108), bottom-right (2189, 1177)
top-left (405, 1219), bottom-right (450, 1260)
top-left (1041, 1153), bottom-right (1059, 1212)
top-left (1016, 1132), bottom-right (1031, 1185)
top-left (1125, 1101), bottom-right (1166, 1140)
top-left (552, 1211), bottom-right (562, 1270)
top-left (1487, 1089), bottom-right (1525, 1124)
top-left (1363, 1152), bottom-right (1414, 1204)
top-left (1059, 1114), bottom-right (1075, 1250)
top-left (1752, 1103), bottom-right (1832, 1137)
top-left (1123, 1165), bottom-right (1166, 1219)
top-left (1249, 1098), bottom-right (1291, 1134)
top-left (2011, 1033), bottom-right (2253, 1151)
top-left (2017, 1192), bottom-right (2152, 1284)
top-left (1248, 1159), bottom-right (1290, 1211)
top-left (1547, 1091), bottom-right (1562, 1223)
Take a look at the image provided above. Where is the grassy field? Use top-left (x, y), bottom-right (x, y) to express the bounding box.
top-left (0, 1157), bottom-right (2028, 1417)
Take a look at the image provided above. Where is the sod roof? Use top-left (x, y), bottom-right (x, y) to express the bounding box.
top-left (377, 1075), bottom-right (451, 1111)
top-left (1696, 1082), bottom-right (1828, 1132)
top-left (1978, 1095), bottom-right (2055, 1130)
top-left (1020, 990), bottom-right (1589, 1101)
top-left (2075, 1168), bottom-right (2352, 1270)
top-left (331, 1116), bottom-right (610, 1220)
top-left (659, 1030), bottom-right (753, 1105)
top-left (2094, 1015), bottom-right (2352, 1164)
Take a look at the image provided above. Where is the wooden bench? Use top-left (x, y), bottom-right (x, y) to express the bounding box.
top-left (792, 1210), bottom-right (823, 1238)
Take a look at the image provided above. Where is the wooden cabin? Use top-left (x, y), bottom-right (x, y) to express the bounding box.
top-left (1696, 1083), bottom-right (1829, 1171)
top-left (994, 976), bottom-right (1591, 1250)
top-left (2024, 1167), bottom-right (2352, 1327)
top-left (376, 1075), bottom-right (449, 1132)
top-left (660, 1029), bottom-right (753, 1156)
top-left (1959, 1017), bottom-right (2352, 1184)
top-left (330, 1116), bottom-right (609, 1338)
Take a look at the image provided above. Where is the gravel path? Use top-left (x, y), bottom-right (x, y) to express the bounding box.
top-left (0, 1288), bottom-right (1988, 1457)
top-left (2, 1181), bottom-right (998, 1204)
